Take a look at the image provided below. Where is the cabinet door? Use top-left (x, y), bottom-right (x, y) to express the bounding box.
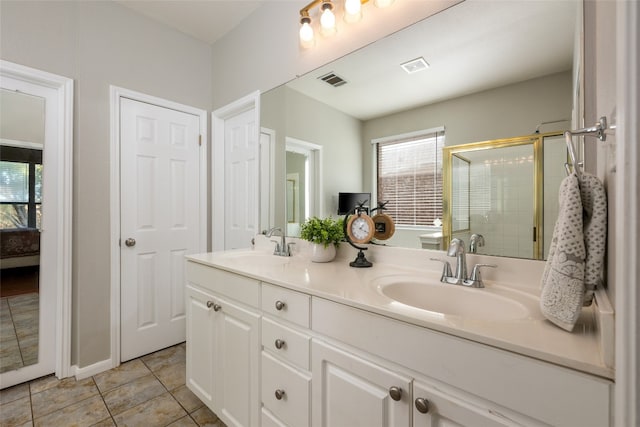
top-left (312, 340), bottom-right (411, 427)
top-left (413, 381), bottom-right (513, 427)
top-left (185, 285), bottom-right (216, 407)
top-left (214, 295), bottom-right (261, 427)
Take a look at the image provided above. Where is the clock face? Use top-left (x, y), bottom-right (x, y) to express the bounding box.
top-left (347, 214), bottom-right (375, 244)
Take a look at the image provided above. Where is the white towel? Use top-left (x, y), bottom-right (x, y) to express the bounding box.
top-left (540, 173), bottom-right (586, 331)
top-left (579, 173), bottom-right (607, 306)
top-left (540, 172), bottom-right (607, 331)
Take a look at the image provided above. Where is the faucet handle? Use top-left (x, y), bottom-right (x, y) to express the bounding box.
top-left (286, 242), bottom-right (296, 256)
top-left (270, 239), bottom-right (282, 254)
top-left (468, 263), bottom-right (497, 287)
top-left (430, 258), bottom-right (453, 282)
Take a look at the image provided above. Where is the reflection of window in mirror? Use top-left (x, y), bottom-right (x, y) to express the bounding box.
top-left (373, 128), bottom-right (445, 227)
top-left (1, 148), bottom-right (43, 230)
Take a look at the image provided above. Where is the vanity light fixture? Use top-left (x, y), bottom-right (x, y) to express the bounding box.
top-left (320, 1), bottom-right (337, 36)
top-left (299, 0), bottom-right (395, 48)
top-left (400, 57), bottom-right (430, 74)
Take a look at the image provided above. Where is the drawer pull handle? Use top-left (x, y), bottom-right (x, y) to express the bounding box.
top-left (275, 339), bottom-right (286, 349)
top-left (415, 397), bottom-right (430, 414)
top-left (206, 301), bottom-right (214, 308)
top-left (275, 389), bottom-right (286, 400)
top-left (275, 300), bottom-right (286, 311)
top-left (389, 386), bottom-right (402, 401)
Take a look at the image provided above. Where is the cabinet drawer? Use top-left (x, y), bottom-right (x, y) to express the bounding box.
top-left (262, 317), bottom-right (311, 371)
top-left (261, 408), bottom-right (287, 427)
top-left (262, 283), bottom-right (310, 328)
top-left (262, 351), bottom-right (311, 427)
top-left (187, 261), bottom-right (260, 307)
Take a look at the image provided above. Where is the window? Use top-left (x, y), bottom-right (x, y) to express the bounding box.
top-left (0, 147), bottom-right (43, 229)
top-left (376, 129), bottom-right (444, 227)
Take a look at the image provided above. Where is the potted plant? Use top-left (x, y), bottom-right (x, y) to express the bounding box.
top-left (299, 216), bottom-right (344, 262)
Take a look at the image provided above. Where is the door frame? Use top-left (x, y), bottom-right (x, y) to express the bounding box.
top-left (285, 137), bottom-right (323, 221)
top-left (109, 86), bottom-right (207, 368)
top-left (0, 60), bottom-right (73, 387)
top-left (212, 91), bottom-right (260, 251)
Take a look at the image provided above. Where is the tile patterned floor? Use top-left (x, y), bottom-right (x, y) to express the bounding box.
top-left (0, 293), bottom-right (39, 373)
top-left (0, 343), bottom-right (227, 427)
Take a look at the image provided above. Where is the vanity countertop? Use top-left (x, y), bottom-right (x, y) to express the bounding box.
top-left (186, 239), bottom-right (613, 380)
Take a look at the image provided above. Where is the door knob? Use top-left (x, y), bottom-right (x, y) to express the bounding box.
top-left (389, 386), bottom-right (402, 401)
top-left (124, 238), bottom-right (136, 247)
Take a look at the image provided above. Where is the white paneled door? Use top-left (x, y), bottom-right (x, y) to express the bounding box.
top-left (224, 108), bottom-right (259, 249)
top-left (120, 98), bottom-right (201, 362)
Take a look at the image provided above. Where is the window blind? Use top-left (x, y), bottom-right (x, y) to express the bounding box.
top-left (376, 130), bottom-right (444, 226)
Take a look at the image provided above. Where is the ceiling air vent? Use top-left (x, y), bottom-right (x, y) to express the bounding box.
top-left (318, 72), bottom-right (347, 87)
top-left (400, 57), bottom-right (430, 74)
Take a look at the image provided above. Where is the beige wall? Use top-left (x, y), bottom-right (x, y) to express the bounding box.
top-left (0, 0), bottom-right (212, 368)
top-left (262, 86), bottom-right (363, 229)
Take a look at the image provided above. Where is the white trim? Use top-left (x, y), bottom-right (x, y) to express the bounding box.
top-left (0, 138), bottom-right (44, 150)
top-left (260, 127), bottom-right (276, 230)
top-left (212, 91), bottom-right (261, 251)
top-left (0, 60), bottom-right (73, 385)
top-left (71, 358), bottom-right (114, 381)
top-left (615, 1), bottom-right (639, 425)
top-left (370, 126), bottom-right (446, 145)
top-left (109, 86), bottom-right (208, 370)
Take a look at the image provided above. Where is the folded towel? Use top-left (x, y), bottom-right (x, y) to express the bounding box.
top-left (579, 173), bottom-right (607, 306)
top-left (540, 173), bottom-right (586, 331)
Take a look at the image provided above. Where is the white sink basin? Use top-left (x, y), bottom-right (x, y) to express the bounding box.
top-left (374, 276), bottom-right (537, 321)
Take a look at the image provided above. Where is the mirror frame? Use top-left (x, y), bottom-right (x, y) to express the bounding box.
top-left (442, 130), bottom-right (564, 260)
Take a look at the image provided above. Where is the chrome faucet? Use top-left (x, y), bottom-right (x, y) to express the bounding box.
top-left (469, 233), bottom-right (485, 253)
top-left (429, 238), bottom-right (496, 288)
top-left (447, 238), bottom-right (468, 284)
top-left (265, 227), bottom-right (294, 257)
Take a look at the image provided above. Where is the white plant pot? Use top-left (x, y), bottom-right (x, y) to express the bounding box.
top-left (311, 243), bottom-right (336, 263)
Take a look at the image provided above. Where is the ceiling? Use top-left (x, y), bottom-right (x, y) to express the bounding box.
top-left (115, 0), bottom-right (577, 121)
top-left (286, 0), bottom-right (577, 120)
top-left (115, 0), bottom-right (266, 45)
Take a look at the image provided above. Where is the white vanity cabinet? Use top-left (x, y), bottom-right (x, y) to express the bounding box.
top-left (186, 262), bottom-right (261, 427)
top-left (260, 283), bottom-right (312, 427)
top-left (312, 339), bottom-right (412, 427)
top-left (186, 257), bottom-right (612, 427)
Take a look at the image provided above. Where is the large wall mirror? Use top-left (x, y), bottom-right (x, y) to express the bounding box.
top-left (260, 0), bottom-right (581, 259)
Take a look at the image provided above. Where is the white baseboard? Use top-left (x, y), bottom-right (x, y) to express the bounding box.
top-left (72, 358), bottom-right (114, 380)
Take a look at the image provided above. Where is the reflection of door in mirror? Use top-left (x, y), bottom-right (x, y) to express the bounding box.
top-left (285, 138), bottom-right (322, 237)
top-left (0, 89), bottom-right (44, 373)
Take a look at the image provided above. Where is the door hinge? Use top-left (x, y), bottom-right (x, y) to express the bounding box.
top-left (198, 135), bottom-right (202, 146)
top-left (533, 226), bottom-right (537, 242)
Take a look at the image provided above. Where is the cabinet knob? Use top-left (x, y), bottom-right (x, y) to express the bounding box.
top-left (207, 301), bottom-right (221, 311)
top-left (389, 386), bottom-right (402, 401)
top-left (275, 389), bottom-right (286, 400)
top-left (275, 300), bottom-right (286, 311)
top-left (274, 339), bottom-right (286, 349)
top-left (415, 397), bottom-right (430, 414)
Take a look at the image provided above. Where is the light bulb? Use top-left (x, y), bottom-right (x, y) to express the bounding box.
top-left (344, 0), bottom-right (362, 23)
top-left (320, 2), bottom-right (336, 36)
top-left (299, 16), bottom-right (314, 48)
top-left (374, 0), bottom-right (394, 8)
